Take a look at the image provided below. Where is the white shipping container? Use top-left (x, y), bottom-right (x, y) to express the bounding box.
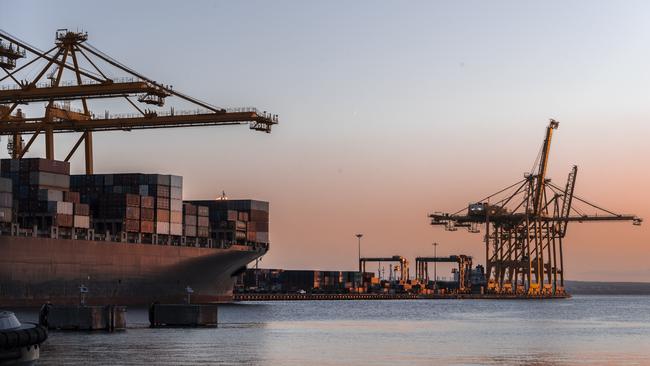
top-left (156, 221), bottom-right (169, 235)
top-left (0, 207), bottom-right (12, 222)
top-left (170, 187), bottom-right (182, 200)
top-left (48, 201), bottom-right (73, 215)
top-left (170, 175), bottom-right (183, 188)
top-left (170, 198), bottom-right (182, 211)
top-left (73, 215), bottom-right (90, 228)
top-left (155, 174), bottom-right (171, 186)
top-left (38, 189), bottom-right (63, 202)
top-left (170, 223), bottom-right (182, 236)
top-left (29, 172), bottom-right (70, 189)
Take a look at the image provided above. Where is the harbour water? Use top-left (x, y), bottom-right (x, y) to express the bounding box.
top-left (11, 295), bottom-right (650, 365)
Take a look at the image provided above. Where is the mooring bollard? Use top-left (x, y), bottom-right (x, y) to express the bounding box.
top-left (149, 303), bottom-right (218, 328)
top-left (39, 304), bottom-right (126, 331)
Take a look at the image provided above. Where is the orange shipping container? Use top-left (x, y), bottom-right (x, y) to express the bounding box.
top-left (156, 209), bottom-right (169, 222)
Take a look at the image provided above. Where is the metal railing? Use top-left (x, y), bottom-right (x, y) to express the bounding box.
top-left (0, 40), bottom-right (26, 58)
top-left (0, 77), bottom-right (150, 91)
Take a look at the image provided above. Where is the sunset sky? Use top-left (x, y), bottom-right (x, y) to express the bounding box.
top-left (3, 1), bottom-right (649, 281)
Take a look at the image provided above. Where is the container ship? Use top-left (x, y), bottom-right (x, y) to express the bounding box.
top-left (0, 158), bottom-right (270, 306)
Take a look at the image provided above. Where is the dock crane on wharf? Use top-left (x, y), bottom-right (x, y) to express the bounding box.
top-left (429, 120), bottom-right (642, 297)
top-left (0, 29), bottom-right (278, 174)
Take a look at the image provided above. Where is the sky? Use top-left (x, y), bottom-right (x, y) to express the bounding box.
top-left (2, 1), bottom-right (649, 281)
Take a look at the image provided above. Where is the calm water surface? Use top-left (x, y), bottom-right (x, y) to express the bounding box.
top-left (11, 295), bottom-right (650, 365)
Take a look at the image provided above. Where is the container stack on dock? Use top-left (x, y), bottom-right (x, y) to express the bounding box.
top-left (235, 269), bottom-right (373, 294)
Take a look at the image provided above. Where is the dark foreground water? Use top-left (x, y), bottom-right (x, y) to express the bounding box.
top-left (11, 295), bottom-right (650, 365)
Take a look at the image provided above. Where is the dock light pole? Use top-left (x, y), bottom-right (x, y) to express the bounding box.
top-left (356, 234), bottom-right (363, 287)
top-left (432, 242), bottom-right (438, 291)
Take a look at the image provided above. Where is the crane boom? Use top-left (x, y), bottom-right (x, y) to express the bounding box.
top-left (0, 29), bottom-right (278, 174)
top-left (533, 119), bottom-right (559, 215)
top-left (558, 165), bottom-right (577, 236)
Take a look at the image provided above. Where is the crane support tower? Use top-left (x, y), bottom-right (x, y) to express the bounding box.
top-left (430, 121), bottom-right (642, 297)
top-left (0, 29), bottom-right (278, 174)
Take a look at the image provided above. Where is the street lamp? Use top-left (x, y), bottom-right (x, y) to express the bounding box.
top-left (356, 234), bottom-right (363, 290)
top-left (356, 234), bottom-right (363, 273)
top-left (432, 242), bottom-right (439, 291)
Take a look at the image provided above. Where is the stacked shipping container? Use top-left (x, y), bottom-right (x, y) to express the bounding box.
top-left (0, 158), bottom-right (269, 247)
top-left (70, 173), bottom-right (184, 236)
top-left (236, 269), bottom-right (373, 293)
top-left (0, 177), bottom-right (12, 223)
top-left (182, 203), bottom-right (210, 238)
top-left (0, 159), bottom-right (90, 229)
top-left (186, 199), bottom-right (269, 245)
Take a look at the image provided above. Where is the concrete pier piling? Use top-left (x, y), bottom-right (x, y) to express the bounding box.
top-left (149, 304), bottom-right (218, 327)
top-left (39, 304), bottom-right (126, 331)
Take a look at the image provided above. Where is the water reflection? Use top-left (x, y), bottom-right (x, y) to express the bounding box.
top-left (15, 296), bottom-right (650, 365)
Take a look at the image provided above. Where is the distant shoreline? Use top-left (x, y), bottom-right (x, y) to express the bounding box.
top-left (566, 281), bottom-right (650, 295)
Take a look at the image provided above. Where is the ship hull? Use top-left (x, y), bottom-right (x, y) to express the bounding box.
top-left (0, 236), bottom-right (265, 306)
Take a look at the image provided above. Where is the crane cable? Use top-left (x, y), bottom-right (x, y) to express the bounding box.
top-left (82, 42), bottom-right (224, 112)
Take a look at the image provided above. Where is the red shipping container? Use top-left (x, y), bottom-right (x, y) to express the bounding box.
top-left (183, 203), bottom-right (197, 215)
top-left (126, 193), bottom-right (140, 207)
top-left (140, 220), bottom-right (154, 233)
top-left (141, 208), bottom-right (154, 221)
top-left (156, 198), bottom-right (170, 210)
top-left (64, 191), bottom-right (81, 204)
top-left (141, 196), bottom-right (154, 209)
top-left (54, 213), bottom-right (73, 227)
top-left (74, 203), bottom-right (90, 216)
top-left (124, 219), bottom-right (140, 232)
top-left (126, 206), bottom-right (140, 220)
top-left (155, 185), bottom-right (170, 198)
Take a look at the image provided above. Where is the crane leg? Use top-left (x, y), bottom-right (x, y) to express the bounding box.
top-left (84, 131), bottom-right (93, 174)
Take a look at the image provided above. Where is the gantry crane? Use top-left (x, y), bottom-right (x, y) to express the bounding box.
top-left (414, 255), bottom-right (472, 292)
top-left (359, 256), bottom-right (409, 282)
top-left (0, 29), bottom-right (278, 174)
top-left (430, 120), bottom-right (642, 297)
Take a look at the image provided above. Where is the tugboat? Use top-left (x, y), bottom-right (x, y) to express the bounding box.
top-left (0, 311), bottom-right (48, 365)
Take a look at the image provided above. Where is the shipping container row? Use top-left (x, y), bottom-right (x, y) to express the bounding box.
top-left (0, 159), bottom-right (270, 245)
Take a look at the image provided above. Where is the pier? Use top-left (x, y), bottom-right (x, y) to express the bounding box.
top-left (233, 293), bottom-right (570, 301)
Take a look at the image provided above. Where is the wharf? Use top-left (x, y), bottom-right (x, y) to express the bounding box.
top-left (233, 293), bottom-right (571, 301)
